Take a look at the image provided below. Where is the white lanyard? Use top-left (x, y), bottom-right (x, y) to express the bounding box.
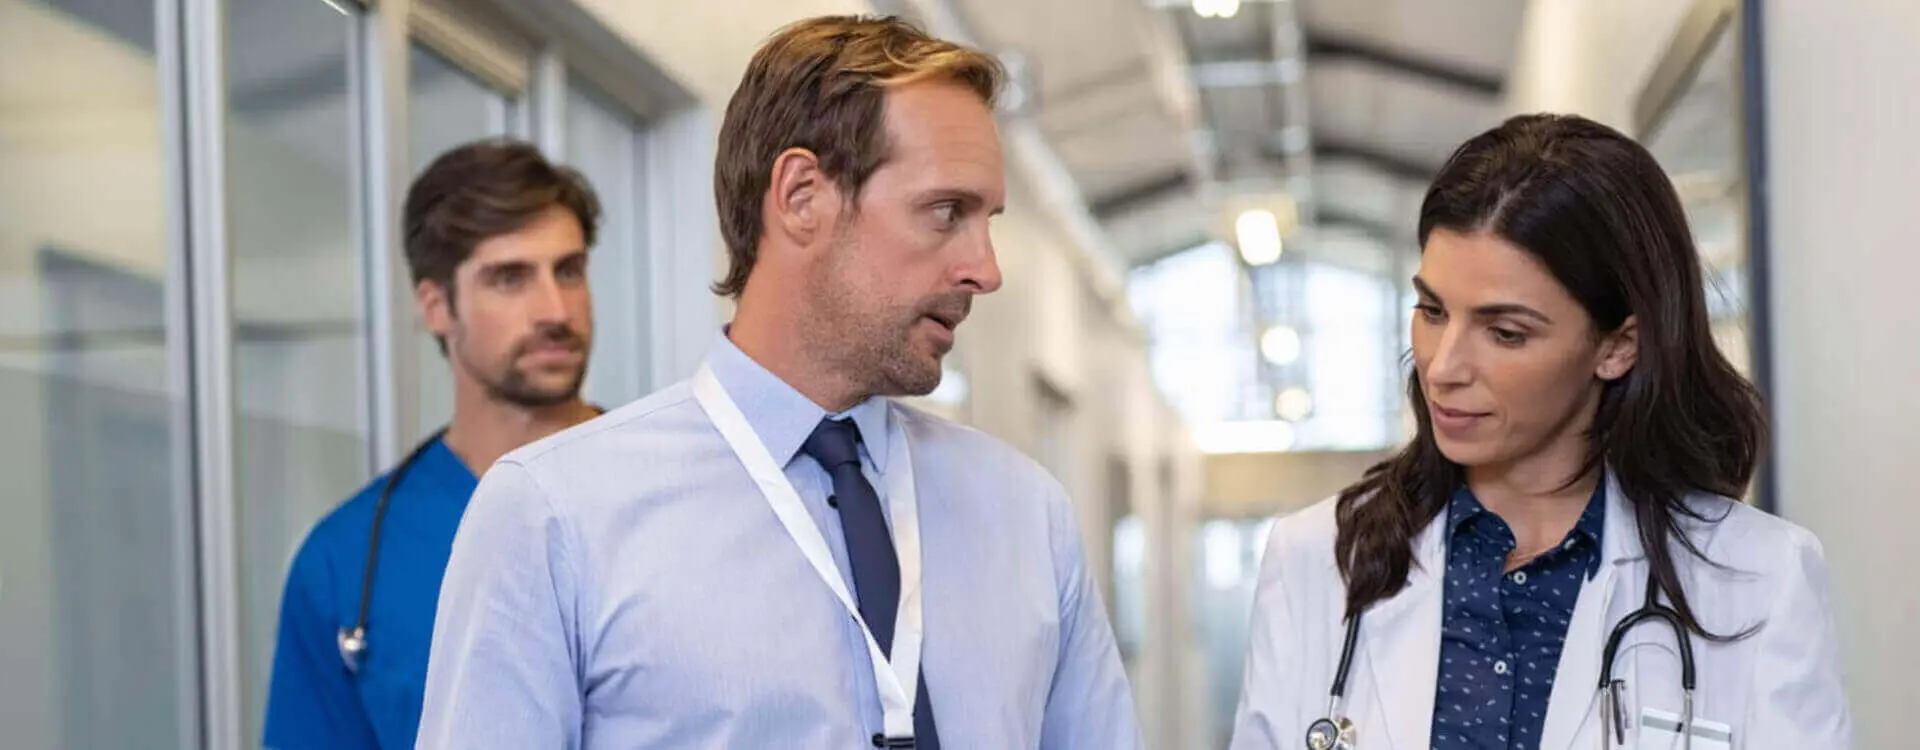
top-left (693, 364), bottom-right (924, 741)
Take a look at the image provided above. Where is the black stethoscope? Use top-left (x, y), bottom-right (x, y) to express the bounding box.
top-left (1306, 571), bottom-right (1697, 750)
top-left (336, 407), bottom-right (602, 674)
top-left (337, 427), bottom-right (448, 675)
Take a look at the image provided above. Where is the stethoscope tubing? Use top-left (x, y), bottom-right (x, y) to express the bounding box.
top-left (1312, 571), bottom-right (1696, 749)
top-left (339, 427), bottom-right (449, 673)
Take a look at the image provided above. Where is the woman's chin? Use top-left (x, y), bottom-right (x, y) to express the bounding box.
top-left (1433, 434), bottom-right (1496, 468)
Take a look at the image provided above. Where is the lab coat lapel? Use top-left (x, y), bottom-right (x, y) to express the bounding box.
top-left (1540, 474), bottom-right (1645, 749)
top-left (1361, 513), bottom-right (1445, 750)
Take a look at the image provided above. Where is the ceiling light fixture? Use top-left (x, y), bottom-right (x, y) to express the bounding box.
top-left (1235, 208), bottom-right (1283, 265)
top-left (1260, 325), bottom-right (1302, 366)
top-left (1192, 0), bottom-right (1241, 20)
top-left (1275, 386), bottom-right (1313, 421)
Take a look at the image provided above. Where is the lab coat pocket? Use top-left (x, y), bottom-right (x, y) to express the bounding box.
top-left (1635, 707), bottom-right (1732, 750)
top-left (1614, 635), bottom-right (1731, 750)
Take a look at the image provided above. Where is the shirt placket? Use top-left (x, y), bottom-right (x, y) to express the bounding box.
top-left (1480, 520), bottom-right (1520, 746)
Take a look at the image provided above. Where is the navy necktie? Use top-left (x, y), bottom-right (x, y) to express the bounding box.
top-left (800, 418), bottom-right (939, 750)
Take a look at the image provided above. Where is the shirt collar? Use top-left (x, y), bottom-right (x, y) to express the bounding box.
top-left (395, 435), bottom-right (478, 507)
top-left (1446, 474), bottom-right (1609, 578)
top-left (1570, 473), bottom-right (1608, 554)
top-left (704, 330), bottom-right (892, 472)
top-left (1445, 484), bottom-right (1487, 537)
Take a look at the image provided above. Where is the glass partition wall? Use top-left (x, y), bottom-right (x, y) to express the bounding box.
top-left (0, 1), bottom-right (196, 746)
top-left (0, 0), bottom-right (697, 747)
top-left (1636, 0), bottom-right (1772, 506)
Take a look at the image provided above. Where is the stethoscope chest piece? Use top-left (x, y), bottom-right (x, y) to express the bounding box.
top-left (337, 626), bottom-right (367, 674)
top-left (1305, 716), bottom-right (1355, 750)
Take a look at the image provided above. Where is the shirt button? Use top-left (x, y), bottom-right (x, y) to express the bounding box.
top-left (1511, 571), bottom-right (1528, 584)
top-left (1494, 660), bottom-right (1510, 675)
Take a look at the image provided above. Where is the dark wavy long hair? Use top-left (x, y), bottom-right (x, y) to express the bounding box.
top-left (1333, 113), bottom-right (1766, 639)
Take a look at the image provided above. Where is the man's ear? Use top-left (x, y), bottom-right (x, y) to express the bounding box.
top-left (1596, 315), bottom-right (1639, 381)
top-left (416, 278), bottom-right (454, 339)
top-left (764, 147), bottom-right (842, 248)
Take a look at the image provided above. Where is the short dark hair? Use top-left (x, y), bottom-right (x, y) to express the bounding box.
top-left (403, 138), bottom-right (601, 298)
top-left (711, 15), bottom-right (1004, 297)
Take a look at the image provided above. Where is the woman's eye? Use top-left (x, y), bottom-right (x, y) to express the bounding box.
top-left (1491, 327), bottom-right (1527, 346)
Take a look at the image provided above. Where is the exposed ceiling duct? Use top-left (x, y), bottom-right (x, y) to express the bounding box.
top-left (905, 0), bottom-right (1526, 269)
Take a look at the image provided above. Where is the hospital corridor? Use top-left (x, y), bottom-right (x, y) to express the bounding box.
top-left (2, 0), bottom-right (1916, 747)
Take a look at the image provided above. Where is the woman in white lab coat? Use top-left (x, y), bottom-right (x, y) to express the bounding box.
top-left (1229, 113), bottom-right (1851, 750)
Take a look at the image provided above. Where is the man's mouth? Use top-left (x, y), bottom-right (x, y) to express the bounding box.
top-left (521, 338), bottom-right (584, 361)
top-left (922, 311), bottom-right (960, 332)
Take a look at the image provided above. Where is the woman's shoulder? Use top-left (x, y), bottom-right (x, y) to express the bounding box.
top-left (1680, 493), bottom-right (1830, 579)
top-left (1258, 495), bottom-right (1345, 576)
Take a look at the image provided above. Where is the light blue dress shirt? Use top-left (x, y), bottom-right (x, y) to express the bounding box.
top-left (417, 334), bottom-right (1141, 749)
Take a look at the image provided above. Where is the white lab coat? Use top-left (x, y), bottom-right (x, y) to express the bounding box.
top-left (1228, 476), bottom-right (1852, 749)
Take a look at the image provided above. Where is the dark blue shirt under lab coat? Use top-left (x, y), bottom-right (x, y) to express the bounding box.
top-left (264, 437), bottom-right (477, 750)
top-left (1430, 479), bottom-right (1605, 750)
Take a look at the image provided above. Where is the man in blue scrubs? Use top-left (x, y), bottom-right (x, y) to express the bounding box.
top-left (263, 140), bottom-right (606, 749)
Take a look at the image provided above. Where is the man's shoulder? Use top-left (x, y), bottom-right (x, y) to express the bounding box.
top-left (279, 474), bottom-right (391, 601)
top-left (470, 380), bottom-right (734, 521)
top-left (501, 380), bottom-right (707, 469)
top-left (890, 404), bottom-right (1090, 540)
top-left (893, 401), bottom-right (1054, 478)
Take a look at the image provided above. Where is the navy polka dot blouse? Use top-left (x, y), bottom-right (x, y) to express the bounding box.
top-left (1429, 480), bottom-right (1605, 750)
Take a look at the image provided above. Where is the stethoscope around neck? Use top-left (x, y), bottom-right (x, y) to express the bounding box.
top-left (337, 406), bottom-right (602, 674)
top-left (336, 427), bottom-right (448, 674)
top-left (1305, 570), bottom-right (1698, 750)
top-left (1303, 611), bottom-right (1363, 749)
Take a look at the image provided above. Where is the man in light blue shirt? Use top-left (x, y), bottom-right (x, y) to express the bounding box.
top-left (417, 14), bottom-right (1139, 750)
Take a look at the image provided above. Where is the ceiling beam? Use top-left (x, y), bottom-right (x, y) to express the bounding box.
top-left (1299, 138), bottom-right (1440, 184)
top-left (1044, 61), bottom-right (1154, 111)
top-left (1098, 142), bottom-right (1437, 224)
top-left (1090, 170), bottom-right (1194, 220)
top-left (1136, 0), bottom-right (1220, 187)
top-left (1127, 232), bottom-right (1221, 269)
top-left (1037, 62), bottom-right (1159, 141)
top-left (1316, 205), bottom-right (1403, 242)
top-left (1189, 58), bottom-right (1303, 89)
top-left (1305, 31), bottom-right (1503, 96)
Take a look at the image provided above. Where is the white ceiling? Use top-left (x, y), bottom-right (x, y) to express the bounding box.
top-left (1300, 0), bottom-right (1525, 78)
top-left (965, 0), bottom-right (1195, 203)
top-left (1308, 60), bottom-right (1500, 170)
top-left (574, 0), bottom-right (1528, 268)
top-left (948, 0), bottom-right (1529, 263)
top-left (578, 0), bottom-right (871, 104)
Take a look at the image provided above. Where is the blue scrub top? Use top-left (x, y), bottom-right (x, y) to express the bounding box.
top-left (263, 437), bottom-right (478, 750)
